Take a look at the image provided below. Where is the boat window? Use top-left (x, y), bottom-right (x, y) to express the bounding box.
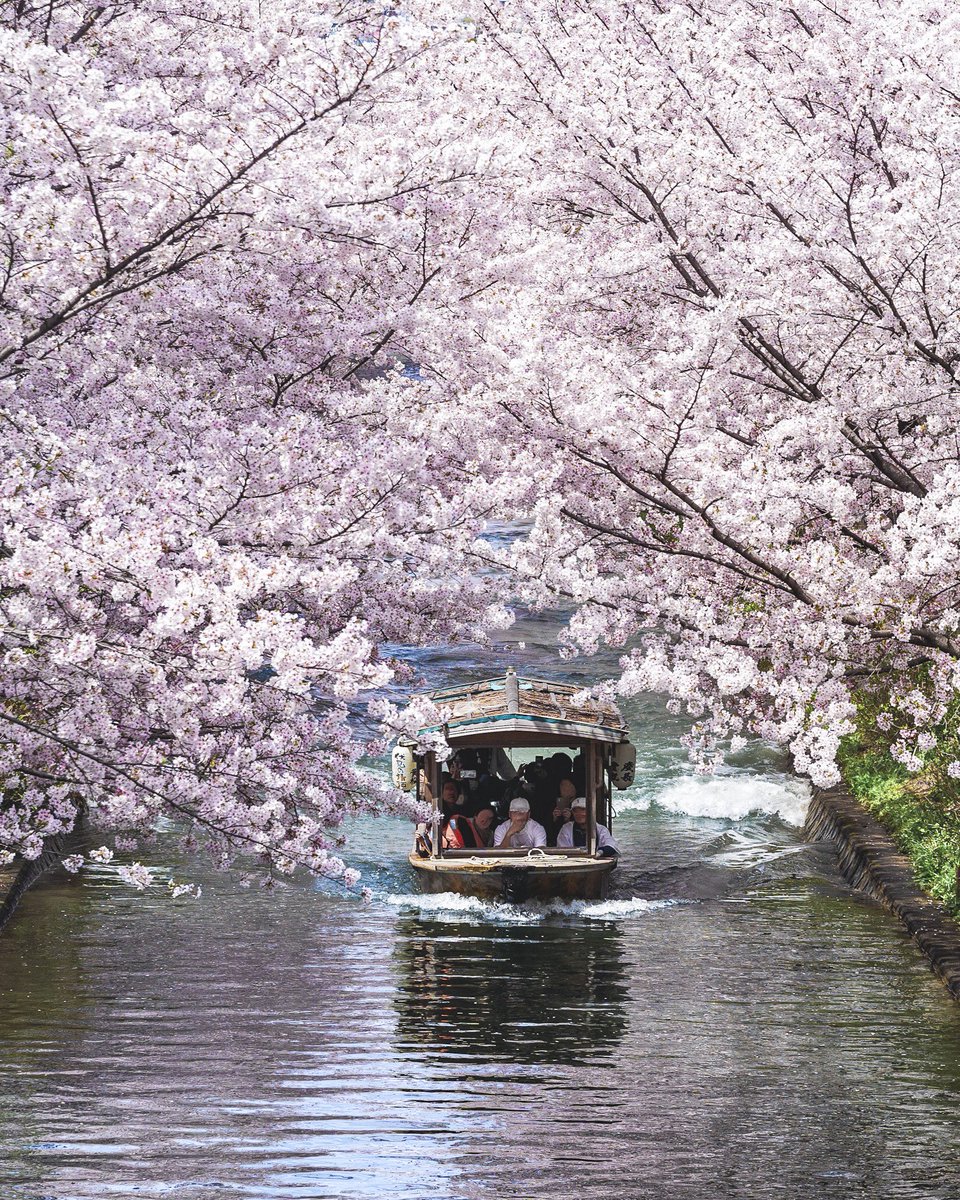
top-left (437, 744), bottom-right (592, 850)
top-left (502, 746), bottom-right (586, 797)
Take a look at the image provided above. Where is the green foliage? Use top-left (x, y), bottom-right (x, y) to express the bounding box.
top-left (838, 719), bottom-right (960, 918)
top-left (849, 684), bottom-right (960, 807)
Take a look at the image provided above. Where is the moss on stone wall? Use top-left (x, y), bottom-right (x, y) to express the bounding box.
top-left (837, 734), bottom-right (960, 919)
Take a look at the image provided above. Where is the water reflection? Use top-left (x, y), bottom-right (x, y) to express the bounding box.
top-left (393, 918), bottom-right (627, 1065)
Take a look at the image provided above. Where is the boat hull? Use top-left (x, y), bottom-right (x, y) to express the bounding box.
top-left (408, 854), bottom-right (616, 901)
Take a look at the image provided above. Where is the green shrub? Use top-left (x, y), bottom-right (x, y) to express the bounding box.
top-left (838, 732), bottom-right (960, 917)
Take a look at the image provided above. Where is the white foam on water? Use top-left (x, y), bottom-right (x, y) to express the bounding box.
top-left (613, 794), bottom-right (654, 813)
top-left (651, 774), bottom-right (811, 826)
top-left (382, 891), bottom-right (678, 925)
top-left (383, 892), bottom-right (542, 924)
top-left (549, 897), bottom-right (679, 921)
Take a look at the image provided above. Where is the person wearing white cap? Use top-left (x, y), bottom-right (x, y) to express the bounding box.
top-left (557, 797), bottom-right (619, 857)
top-left (493, 797), bottom-right (548, 849)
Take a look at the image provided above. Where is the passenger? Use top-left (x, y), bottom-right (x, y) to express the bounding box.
top-left (556, 797), bottom-right (619, 857)
top-left (453, 749), bottom-right (479, 797)
top-left (493, 797), bottom-right (548, 850)
top-left (457, 806), bottom-right (496, 849)
top-left (451, 750), bottom-right (493, 814)
top-left (440, 779), bottom-right (467, 820)
top-left (414, 823), bottom-right (433, 856)
top-left (549, 752), bottom-right (574, 785)
top-left (472, 806), bottom-right (497, 848)
top-left (522, 757), bottom-right (555, 828)
top-left (474, 748), bottom-right (515, 810)
top-left (551, 777), bottom-right (578, 834)
top-left (474, 769), bottom-right (504, 814)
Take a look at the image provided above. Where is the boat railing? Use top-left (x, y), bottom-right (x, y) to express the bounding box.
top-left (438, 846), bottom-right (593, 859)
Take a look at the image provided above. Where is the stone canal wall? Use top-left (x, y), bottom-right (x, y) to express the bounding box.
top-left (805, 787), bottom-right (960, 1002)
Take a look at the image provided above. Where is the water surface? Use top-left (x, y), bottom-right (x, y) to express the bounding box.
top-left (2, 617), bottom-right (959, 1199)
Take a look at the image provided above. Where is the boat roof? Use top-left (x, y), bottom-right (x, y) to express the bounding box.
top-left (414, 671), bottom-right (629, 746)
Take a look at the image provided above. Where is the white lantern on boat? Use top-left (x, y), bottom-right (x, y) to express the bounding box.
top-left (609, 741), bottom-right (637, 790)
top-left (392, 744), bottom-right (416, 792)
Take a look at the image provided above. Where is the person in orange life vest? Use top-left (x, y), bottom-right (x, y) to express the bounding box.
top-left (441, 815), bottom-right (465, 849)
top-left (469, 806), bottom-right (496, 848)
top-left (443, 805), bottom-right (497, 850)
top-left (453, 806), bottom-right (496, 849)
top-left (439, 780), bottom-right (471, 849)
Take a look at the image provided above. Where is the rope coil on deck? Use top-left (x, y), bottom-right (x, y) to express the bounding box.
top-left (444, 852), bottom-right (589, 867)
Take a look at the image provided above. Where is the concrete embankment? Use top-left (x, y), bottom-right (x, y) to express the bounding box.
top-left (805, 786), bottom-right (960, 1001)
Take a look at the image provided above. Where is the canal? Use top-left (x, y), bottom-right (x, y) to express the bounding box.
top-left (2, 614), bottom-right (960, 1199)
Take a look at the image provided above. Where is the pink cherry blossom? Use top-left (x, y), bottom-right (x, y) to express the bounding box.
top-left (6, 0), bottom-right (960, 897)
top-left (444, 0), bottom-right (960, 786)
top-left (116, 862), bottom-right (154, 890)
top-left (0, 2), bottom-right (506, 888)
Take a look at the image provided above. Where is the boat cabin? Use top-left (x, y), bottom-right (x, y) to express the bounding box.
top-left (394, 670), bottom-right (636, 901)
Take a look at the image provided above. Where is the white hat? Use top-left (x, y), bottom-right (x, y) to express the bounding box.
top-left (509, 797), bottom-right (530, 813)
top-left (571, 797), bottom-right (587, 810)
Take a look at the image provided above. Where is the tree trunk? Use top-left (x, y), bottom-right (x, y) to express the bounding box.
top-left (0, 816), bottom-right (88, 936)
top-left (0, 834), bottom-right (67, 934)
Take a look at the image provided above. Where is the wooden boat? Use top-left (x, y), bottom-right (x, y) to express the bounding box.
top-left (394, 670), bottom-right (636, 902)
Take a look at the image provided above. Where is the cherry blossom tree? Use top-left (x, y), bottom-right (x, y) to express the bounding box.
top-left (459, 0), bottom-right (960, 785)
top-left (0, 0), bottom-right (508, 907)
top-left (7, 0), bottom-right (958, 925)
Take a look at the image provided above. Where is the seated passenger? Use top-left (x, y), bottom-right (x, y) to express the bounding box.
top-left (440, 779), bottom-right (467, 820)
top-left (463, 806), bottom-right (496, 849)
top-left (414, 822), bottom-right (433, 856)
top-left (443, 805), bottom-right (499, 851)
top-left (493, 798), bottom-right (548, 850)
top-left (556, 797), bottom-right (619, 857)
top-left (551, 777), bottom-right (578, 836)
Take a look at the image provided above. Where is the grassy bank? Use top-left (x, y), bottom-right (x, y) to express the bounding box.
top-left (838, 723), bottom-right (960, 919)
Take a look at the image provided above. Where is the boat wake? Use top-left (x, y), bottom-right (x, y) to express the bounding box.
top-left (616, 772), bottom-right (811, 826)
top-left (382, 891), bottom-right (680, 924)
